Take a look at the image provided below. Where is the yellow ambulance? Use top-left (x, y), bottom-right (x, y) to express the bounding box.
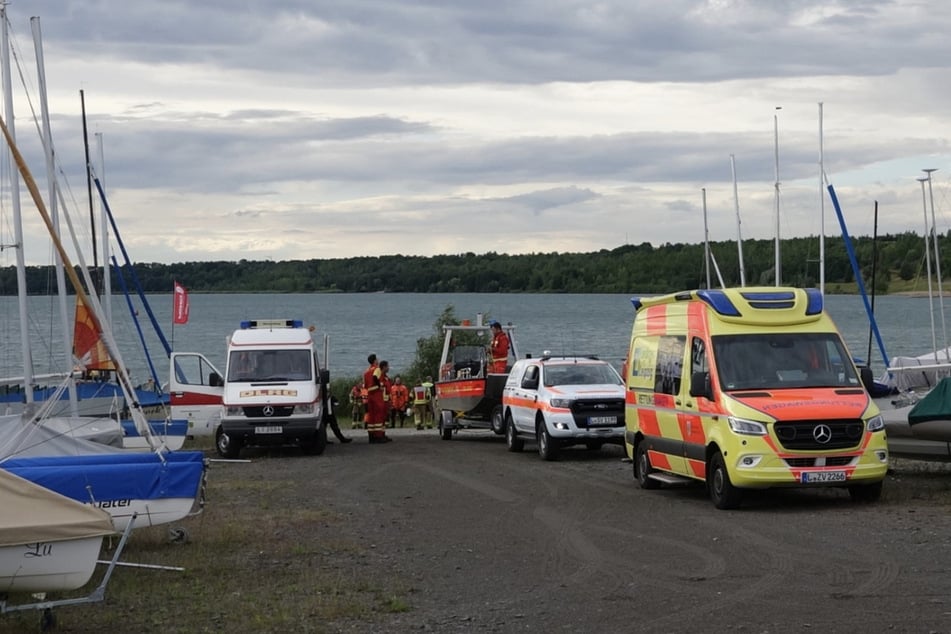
top-left (623, 287), bottom-right (888, 509)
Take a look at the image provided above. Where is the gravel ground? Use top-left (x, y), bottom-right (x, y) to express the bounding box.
top-left (299, 427), bottom-right (951, 633)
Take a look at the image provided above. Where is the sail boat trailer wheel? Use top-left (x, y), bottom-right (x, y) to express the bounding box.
top-left (439, 410), bottom-right (454, 440)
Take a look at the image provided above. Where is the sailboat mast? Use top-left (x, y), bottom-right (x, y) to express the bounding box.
top-left (774, 107), bottom-right (782, 286)
top-left (924, 168), bottom-right (947, 355)
top-left (0, 115), bottom-right (157, 449)
top-left (96, 131), bottom-right (112, 326)
top-left (702, 188), bottom-right (711, 289)
top-left (818, 102), bottom-right (825, 296)
top-left (1, 3), bottom-right (35, 403)
top-left (730, 154), bottom-right (746, 286)
top-left (80, 89), bottom-right (100, 296)
top-left (918, 176), bottom-right (939, 363)
top-left (31, 15), bottom-right (78, 415)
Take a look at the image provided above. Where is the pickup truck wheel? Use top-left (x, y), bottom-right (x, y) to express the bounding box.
top-left (490, 406), bottom-right (505, 435)
top-left (215, 426), bottom-right (242, 459)
top-left (708, 452), bottom-right (743, 510)
top-left (634, 442), bottom-right (660, 489)
top-left (505, 412), bottom-right (523, 452)
top-left (537, 421), bottom-right (559, 461)
top-left (439, 415), bottom-right (453, 440)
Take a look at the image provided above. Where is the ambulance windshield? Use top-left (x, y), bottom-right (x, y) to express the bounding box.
top-left (711, 333), bottom-right (860, 391)
top-left (228, 349), bottom-right (313, 382)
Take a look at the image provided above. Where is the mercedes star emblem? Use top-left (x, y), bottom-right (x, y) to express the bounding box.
top-left (263, 406), bottom-right (275, 417)
top-left (813, 424), bottom-right (832, 444)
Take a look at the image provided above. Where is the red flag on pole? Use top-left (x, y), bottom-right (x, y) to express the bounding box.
top-left (173, 281), bottom-right (190, 324)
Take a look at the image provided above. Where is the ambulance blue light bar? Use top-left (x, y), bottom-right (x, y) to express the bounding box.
top-left (240, 319), bottom-right (303, 329)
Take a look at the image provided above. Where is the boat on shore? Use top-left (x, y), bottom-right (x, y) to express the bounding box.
top-left (433, 315), bottom-right (518, 439)
top-left (0, 468), bottom-right (114, 594)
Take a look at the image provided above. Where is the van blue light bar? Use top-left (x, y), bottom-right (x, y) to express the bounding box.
top-left (695, 290), bottom-right (741, 316)
top-left (240, 319), bottom-right (303, 329)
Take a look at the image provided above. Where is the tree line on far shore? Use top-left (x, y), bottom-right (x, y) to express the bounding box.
top-left (0, 231), bottom-right (941, 296)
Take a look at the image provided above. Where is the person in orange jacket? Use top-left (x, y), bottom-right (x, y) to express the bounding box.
top-left (349, 381), bottom-right (365, 429)
top-left (488, 321), bottom-right (511, 373)
top-left (389, 375), bottom-right (410, 428)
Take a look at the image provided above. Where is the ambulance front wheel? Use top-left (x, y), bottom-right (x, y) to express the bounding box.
top-left (634, 442), bottom-right (660, 490)
top-left (708, 452), bottom-right (743, 510)
top-left (215, 426), bottom-right (242, 459)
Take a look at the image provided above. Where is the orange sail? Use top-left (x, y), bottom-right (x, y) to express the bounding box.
top-left (72, 294), bottom-right (116, 372)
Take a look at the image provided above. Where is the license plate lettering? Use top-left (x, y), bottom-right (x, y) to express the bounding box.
top-left (255, 426), bottom-right (283, 434)
top-left (801, 470), bottom-right (846, 483)
top-left (588, 416), bottom-right (617, 426)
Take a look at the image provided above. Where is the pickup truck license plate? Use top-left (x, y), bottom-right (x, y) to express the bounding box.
top-left (801, 470), bottom-right (846, 483)
top-left (255, 426), bottom-right (282, 434)
top-left (588, 416), bottom-right (618, 426)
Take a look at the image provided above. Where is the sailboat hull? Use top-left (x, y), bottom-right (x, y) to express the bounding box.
top-left (0, 536), bottom-right (103, 593)
top-left (2, 450), bottom-right (207, 531)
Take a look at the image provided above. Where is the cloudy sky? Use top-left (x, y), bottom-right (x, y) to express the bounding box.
top-left (2, 0), bottom-right (951, 267)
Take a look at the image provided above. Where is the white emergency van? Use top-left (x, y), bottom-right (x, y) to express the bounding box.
top-left (215, 319), bottom-right (330, 458)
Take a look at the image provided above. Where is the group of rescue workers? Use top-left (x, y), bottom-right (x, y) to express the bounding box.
top-left (348, 355), bottom-right (436, 444)
top-left (341, 320), bottom-right (510, 445)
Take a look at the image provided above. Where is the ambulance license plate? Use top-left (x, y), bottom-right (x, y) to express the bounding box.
top-left (255, 426), bottom-right (282, 434)
top-left (588, 416), bottom-right (618, 426)
top-left (801, 470), bottom-right (846, 483)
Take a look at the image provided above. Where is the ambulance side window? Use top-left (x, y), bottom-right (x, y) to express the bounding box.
top-left (691, 338), bottom-right (707, 374)
top-left (653, 335), bottom-right (685, 395)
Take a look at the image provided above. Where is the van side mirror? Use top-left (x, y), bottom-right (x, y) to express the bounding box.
top-left (209, 372), bottom-right (222, 387)
top-left (689, 371), bottom-right (713, 400)
top-left (319, 368), bottom-right (330, 386)
top-left (858, 365), bottom-right (874, 392)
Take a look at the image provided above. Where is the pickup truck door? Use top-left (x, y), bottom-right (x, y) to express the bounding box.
top-left (510, 364), bottom-right (540, 432)
top-left (169, 352), bottom-right (224, 437)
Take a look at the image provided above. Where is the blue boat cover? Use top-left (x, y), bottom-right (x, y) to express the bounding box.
top-left (120, 419), bottom-right (190, 438)
top-left (2, 451), bottom-right (205, 504)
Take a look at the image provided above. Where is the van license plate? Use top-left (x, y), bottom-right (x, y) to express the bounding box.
top-left (588, 416), bottom-right (617, 426)
top-left (801, 470), bottom-right (846, 483)
top-left (255, 426), bottom-right (282, 434)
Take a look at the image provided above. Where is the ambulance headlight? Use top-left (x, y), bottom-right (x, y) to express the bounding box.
top-left (225, 406), bottom-right (243, 417)
top-left (727, 416), bottom-right (767, 436)
top-left (296, 403), bottom-right (315, 415)
top-left (550, 398), bottom-right (573, 409)
top-left (866, 414), bottom-right (885, 432)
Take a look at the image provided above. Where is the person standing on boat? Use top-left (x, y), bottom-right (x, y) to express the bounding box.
top-left (389, 375), bottom-right (410, 428)
top-left (488, 321), bottom-right (511, 374)
top-left (363, 354), bottom-right (391, 443)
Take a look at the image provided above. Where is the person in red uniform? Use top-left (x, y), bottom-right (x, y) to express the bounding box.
top-left (488, 321), bottom-right (510, 374)
top-left (363, 354), bottom-right (392, 443)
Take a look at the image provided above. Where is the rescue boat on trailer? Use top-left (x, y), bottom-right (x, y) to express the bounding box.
top-left (433, 315), bottom-right (518, 439)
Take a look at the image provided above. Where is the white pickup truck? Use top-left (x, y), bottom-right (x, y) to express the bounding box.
top-left (501, 355), bottom-right (626, 460)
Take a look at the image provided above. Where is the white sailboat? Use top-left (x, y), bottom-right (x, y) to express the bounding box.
top-left (0, 467), bottom-right (114, 594)
top-left (0, 11), bottom-right (206, 531)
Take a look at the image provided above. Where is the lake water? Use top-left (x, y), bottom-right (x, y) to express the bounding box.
top-left (0, 292), bottom-right (945, 384)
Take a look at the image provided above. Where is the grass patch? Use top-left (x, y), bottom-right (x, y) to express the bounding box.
top-left (0, 446), bottom-right (410, 633)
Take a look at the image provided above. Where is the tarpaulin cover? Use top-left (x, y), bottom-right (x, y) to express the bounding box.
top-left (0, 468), bottom-right (114, 547)
top-left (908, 377), bottom-right (951, 425)
top-left (1, 451), bottom-right (205, 505)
